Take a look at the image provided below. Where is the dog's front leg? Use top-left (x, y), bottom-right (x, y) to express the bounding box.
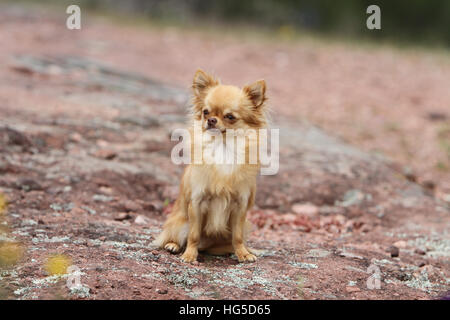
top-left (181, 203), bottom-right (202, 263)
top-left (231, 207), bottom-right (257, 263)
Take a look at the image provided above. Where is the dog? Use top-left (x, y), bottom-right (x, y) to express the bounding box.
top-left (152, 69), bottom-right (268, 263)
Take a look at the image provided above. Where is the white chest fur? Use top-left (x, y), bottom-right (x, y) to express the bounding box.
top-left (201, 131), bottom-right (243, 176)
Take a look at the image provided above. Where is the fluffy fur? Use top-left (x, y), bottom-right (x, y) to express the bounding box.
top-left (152, 69), bottom-right (268, 263)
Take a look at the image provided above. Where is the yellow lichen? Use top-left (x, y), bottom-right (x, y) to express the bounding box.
top-left (45, 254), bottom-right (72, 276)
top-left (296, 275), bottom-right (304, 299)
top-left (0, 193), bottom-right (7, 215)
top-left (0, 242), bottom-right (24, 267)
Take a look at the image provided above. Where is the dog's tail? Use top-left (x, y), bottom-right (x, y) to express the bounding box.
top-left (151, 210), bottom-right (189, 249)
top-left (151, 232), bottom-right (167, 248)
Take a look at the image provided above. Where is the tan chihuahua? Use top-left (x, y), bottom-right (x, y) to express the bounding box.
top-left (153, 70), bottom-right (267, 263)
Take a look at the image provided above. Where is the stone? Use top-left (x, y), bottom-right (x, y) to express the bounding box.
top-left (291, 203), bottom-right (319, 217)
top-left (414, 248), bottom-right (426, 255)
top-left (336, 189), bottom-right (365, 207)
top-left (134, 215), bottom-right (150, 225)
top-left (393, 240), bottom-right (407, 249)
top-left (93, 194), bottom-right (114, 202)
top-left (337, 250), bottom-right (364, 260)
top-left (70, 207), bottom-right (86, 215)
top-left (16, 178), bottom-right (42, 192)
top-left (94, 149), bottom-right (117, 160)
top-left (345, 286), bottom-right (361, 293)
top-left (306, 249), bottom-right (331, 258)
top-left (156, 288), bottom-right (168, 294)
top-left (69, 132), bottom-right (83, 142)
top-left (119, 200), bottom-right (142, 212)
top-left (114, 212), bottom-right (131, 221)
top-left (389, 246), bottom-right (400, 257)
top-left (416, 261), bottom-right (426, 267)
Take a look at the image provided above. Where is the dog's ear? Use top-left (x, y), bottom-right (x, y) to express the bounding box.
top-left (192, 69), bottom-right (218, 97)
top-left (243, 80), bottom-right (266, 108)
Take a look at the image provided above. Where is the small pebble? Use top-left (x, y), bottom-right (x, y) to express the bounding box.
top-left (291, 203), bottom-right (319, 217)
top-left (345, 286), bottom-right (361, 293)
top-left (389, 245), bottom-right (399, 257)
top-left (119, 200), bottom-right (142, 212)
top-left (393, 240), bottom-right (407, 249)
top-left (156, 288), bottom-right (168, 294)
top-left (94, 149), bottom-right (117, 160)
top-left (414, 248), bottom-right (426, 255)
top-left (114, 212), bottom-right (131, 221)
top-left (134, 215), bottom-right (150, 225)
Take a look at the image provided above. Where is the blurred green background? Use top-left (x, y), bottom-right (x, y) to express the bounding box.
top-left (38, 0), bottom-right (450, 47)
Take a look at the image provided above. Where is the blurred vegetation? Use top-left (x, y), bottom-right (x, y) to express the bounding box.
top-left (40, 0), bottom-right (450, 47)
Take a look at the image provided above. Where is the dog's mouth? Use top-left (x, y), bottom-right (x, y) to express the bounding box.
top-left (205, 125), bottom-right (225, 133)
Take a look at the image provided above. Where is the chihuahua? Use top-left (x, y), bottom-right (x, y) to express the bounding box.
top-left (153, 69), bottom-right (267, 263)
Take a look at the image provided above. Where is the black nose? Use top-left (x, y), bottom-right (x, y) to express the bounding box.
top-left (207, 118), bottom-right (217, 126)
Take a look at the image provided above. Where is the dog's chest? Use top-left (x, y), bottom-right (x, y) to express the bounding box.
top-left (190, 167), bottom-right (251, 237)
top-left (199, 194), bottom-right (233, 236)
top-left (202, 138), bottom-right (239, 176)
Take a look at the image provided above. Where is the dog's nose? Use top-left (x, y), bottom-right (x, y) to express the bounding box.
top-left (207, 118), bottom-right (217, 126)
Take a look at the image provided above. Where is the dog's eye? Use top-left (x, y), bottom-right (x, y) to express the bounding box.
top-left (225, 113), bottom-right (235, 120)
top-left (203, 109), bottom-right (209, 116)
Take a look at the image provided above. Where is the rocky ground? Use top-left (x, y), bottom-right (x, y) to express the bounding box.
top-left (0, 4), bottom-right (449, 300)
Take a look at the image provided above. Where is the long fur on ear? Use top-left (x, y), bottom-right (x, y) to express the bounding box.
top-left (191, 69), bottom-right (218, 120)
top-left (243, 80), bottom-right (266, 108)
top-left (192, 69), bottom-right (218, 97)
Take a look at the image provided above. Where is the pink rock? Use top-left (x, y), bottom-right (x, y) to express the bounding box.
top-left (70, 207), bottom-right (86, 215)
top-left (69, 132), bottom-right (83, 142)
top-left (120, 200), bottom-right (142, 212)
top-left (291, 203), bottom-right (319, 217)
top-left (393, 240), bottom-right (407, 249)
top-left (334, 214), bottom-right (346, 225)
top-left (281, 213), bottom-right (297, 223)
top-left (156, 288), bottom-right (168, 294)
top-left (346, 286), bottom-right (361, 293)
top-left (94, 149), bottom-right (117, 160)
top-left (134, 215), bottom-right (150, 225)
top-left (114, 212), bottom-right (130, 221)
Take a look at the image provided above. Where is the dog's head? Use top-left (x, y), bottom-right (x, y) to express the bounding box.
top-left (191, 69), bottom-right (267, 133)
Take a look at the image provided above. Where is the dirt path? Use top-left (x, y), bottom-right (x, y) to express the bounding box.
top-left (0, 4), bottom-right (449, 300)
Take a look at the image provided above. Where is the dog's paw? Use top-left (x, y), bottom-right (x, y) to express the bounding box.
top-left (181, 250), bottom-right (198, 263)
top-left (164, 242), bottom-right (180, 254)
top-left (237, 252), bottom-right (257, 263)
